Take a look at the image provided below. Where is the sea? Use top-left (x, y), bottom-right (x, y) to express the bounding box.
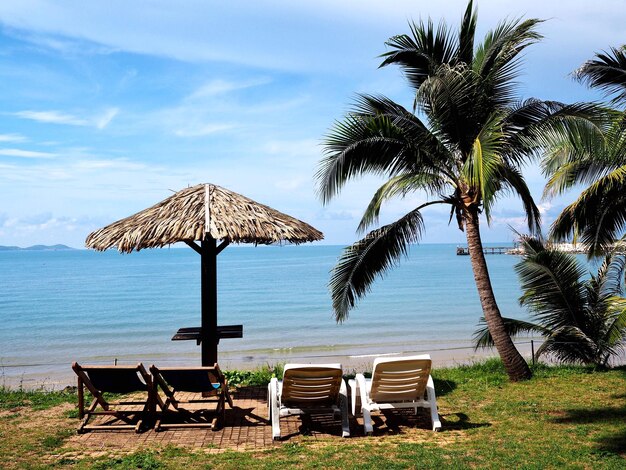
top-left (0, 244), bottom-right (534, 388)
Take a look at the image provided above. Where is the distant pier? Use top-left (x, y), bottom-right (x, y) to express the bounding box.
top-left (456, 246), bottom-right (511, 256)
top-left (456, 242), bottom-right (598, 256)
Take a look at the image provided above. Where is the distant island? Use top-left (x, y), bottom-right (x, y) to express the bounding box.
top-left (0, 244), bottom-right (77, 252)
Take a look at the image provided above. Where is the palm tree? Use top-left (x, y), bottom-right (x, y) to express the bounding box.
top-left (474, 237), bottom-right (626, 367)
top-left (317, 1), bottom-right (592, 381)
top-left (545, 46), bottom-right (626, 255)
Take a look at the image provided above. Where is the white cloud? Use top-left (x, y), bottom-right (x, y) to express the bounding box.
top-left (74, 158), bottom-right (147, 171)
top-left (95, 108), bottom-right (119, 129)
top-left (537, 202), bottom-right (552, 216)
top-left (14, 108), bottom-right (119, 129)
top-left (14, 110), bottom-right (88, 126)
top-left (0, 0), bottom-right (624, 76)
top-left (0, 148), bottom-right (57, 158)
top-left (174, 123), bottom-right (235, 137)
top-left (0, 133), bottom-right (26, 143)
top-left (188, 77), bottom-right (271, 99)
top-left (6, 28), bottom-right (118, 57)
top-left (0, 213), bottom-right (103, 248)
top-left (274, 178), bottom-right (304, 191)
top-left (317, 210), bottom-right (355, 221)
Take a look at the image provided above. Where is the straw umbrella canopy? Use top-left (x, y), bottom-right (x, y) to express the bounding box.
top-left (86, 183), bottom-right (323, 365)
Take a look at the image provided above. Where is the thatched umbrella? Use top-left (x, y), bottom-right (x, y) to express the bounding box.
top-left (86, 183), bottom-right (323, 365)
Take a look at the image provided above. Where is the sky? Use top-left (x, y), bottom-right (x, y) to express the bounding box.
top-left (0, 0), bottom-right (624, 248)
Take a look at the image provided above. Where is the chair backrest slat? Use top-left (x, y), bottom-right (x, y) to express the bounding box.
top-left (281, 365), bottom-right (343, 407)
top-left (370, 355), bottom-right (431, 403)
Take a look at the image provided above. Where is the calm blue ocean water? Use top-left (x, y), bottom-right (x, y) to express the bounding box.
top-left (0, 244), bottom-right (530, 385)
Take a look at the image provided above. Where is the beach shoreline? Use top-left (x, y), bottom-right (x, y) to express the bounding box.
top-left (1, 340), bottom-right (537, 390)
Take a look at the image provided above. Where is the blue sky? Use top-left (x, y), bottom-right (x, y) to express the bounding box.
top-left (0, 0), bottom-right (624, 248)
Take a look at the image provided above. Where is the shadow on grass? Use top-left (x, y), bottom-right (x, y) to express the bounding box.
top-left (439, 412), bottom-right (491, 431)
top-left (552, 406), bottom-right (626, 456)
top-left (433, 378), bottom-right (457, 397)
top-left (370, 410), bottom-right (490, 434)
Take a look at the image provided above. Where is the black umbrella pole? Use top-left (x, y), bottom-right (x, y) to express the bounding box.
top-left (201, 237), bottom-right (218, 366)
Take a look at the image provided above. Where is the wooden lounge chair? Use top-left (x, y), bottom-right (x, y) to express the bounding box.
top-left (72, 362), bottom-right (153, 433)
top-left (268, 363), bottom-right (350, 440)
top-left (150, 364), bottom-right (233, 431)
top-left (349, 354), bottom-right (442, 434)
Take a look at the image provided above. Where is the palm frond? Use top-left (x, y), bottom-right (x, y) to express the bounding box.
top-left (542, 109), bottom-right (626, 198)
top-left (495, 164), bottom-right (541, 234)
top-left (418, 63), bottom-right (481, 155)
top-left (457, 0), bottom-right (477, 65)
top-left (516, 237), bottom-right (587, 330)
top-left (575, 45), bottom-right (626, 106)
top-left (462, 112), bottom-right (505, 220)
top-left (602, 297), bottom-right (626, 361)
top-left (473, 316), bottom-right (546, 349)
top-left (537, 326), bottom-right (599, 365)
top-left (476, 18), bottom-right (543, 107)
top-left (506, 100), bottom-right (607, 168)
top-left (330, 209), bottom-right (425, 322)
top-left (597, 254), bottom-right (626, 299)
top-left (317, 95), bottom-right (446, 204)
top-left (357, 174), bottom-right (449, 232)
top-left (549, 172), bottom-right (626, 256)
top-left (380, 16), bottom-right (457, 91)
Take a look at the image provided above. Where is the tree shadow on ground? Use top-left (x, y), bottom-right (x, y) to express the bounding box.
top-left (551, 406), bottom-right (626, 456)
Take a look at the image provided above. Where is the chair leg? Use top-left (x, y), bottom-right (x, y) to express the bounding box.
top-left (426, 376), bottom-right (442, 431)
top-left (339, 379), bottom-right (350, 438)
top-left (269, 378), bottom-right (281, 440)
top-left (362, 407), bottom-right (374, 435)
top-left (78, 415), bottom-right (89, 434)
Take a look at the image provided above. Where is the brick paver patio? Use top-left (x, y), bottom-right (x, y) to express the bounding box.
top-left (68, 386), bottom-right (435, 453)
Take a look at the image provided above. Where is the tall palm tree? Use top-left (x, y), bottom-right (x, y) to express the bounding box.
top-left (474, 237), bottom-right (626, 368)
top-left (317, 1), bottom-right (592, 381)
top-left (545, 46), bottom-right (626, 255)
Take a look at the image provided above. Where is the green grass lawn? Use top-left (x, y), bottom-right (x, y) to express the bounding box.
top-left (1, 360), bottom-right (624, 469)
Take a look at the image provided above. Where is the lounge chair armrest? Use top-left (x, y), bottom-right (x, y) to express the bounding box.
top-left (355, 373), bottom-right (368, 409)
top-left (347, 379), bottom-right (357, 416)
top-left (269, 377), bottom-right (279, 406)
top-left (268, 377), bottom-right (281, 439)
top-left (426, 375), bottom-right (442, 431)
top-left (427, 375), bottom-right (435, 389)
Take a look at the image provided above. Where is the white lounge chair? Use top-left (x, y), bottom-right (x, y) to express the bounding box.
top-left (349, 354), bottom-right (441, 434)
top-left (268, 363), bottom-right (350, 440)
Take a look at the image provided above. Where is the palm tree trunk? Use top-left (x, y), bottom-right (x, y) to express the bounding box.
top-left (464, 208), bottom-right (532, 381)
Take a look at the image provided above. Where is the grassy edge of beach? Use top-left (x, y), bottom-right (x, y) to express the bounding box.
top-left (0, 359), bottom-right (625, 469)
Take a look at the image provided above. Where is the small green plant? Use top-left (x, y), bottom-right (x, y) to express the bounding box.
top-left (224, 364), bottom-right (283, 387)
top-left (41, 429), bottom-right (73, 449)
